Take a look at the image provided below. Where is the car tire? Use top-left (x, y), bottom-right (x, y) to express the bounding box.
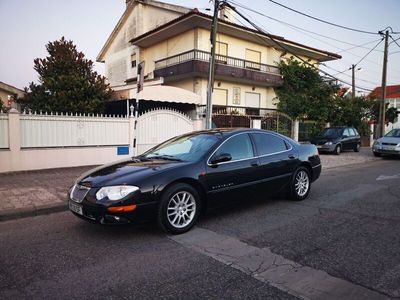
top-left (157, 183), bottom-right (201, 234)
top-left (373, 152), bottom-right (381, 157)
top-left (289, 167), bottom-right (311, 201)
top-left (354, 143), bottom-right (361, 152)
top-left (334, 144), bottom-right (341, 155)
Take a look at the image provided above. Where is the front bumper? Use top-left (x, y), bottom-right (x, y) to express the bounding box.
top-left (372, 145), bottom-right (400, 156)
top-left (68, 191), bottom-right (157, 225)
top-left (315, 144), bottom-right (336, 152)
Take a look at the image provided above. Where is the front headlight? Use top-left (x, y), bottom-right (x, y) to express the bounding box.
top-left (324, 141), bottom-right (333, 145)
top-left (373, 140), bottom-right (380, 146)
top-left (96, 185), bottom-right (139, 201)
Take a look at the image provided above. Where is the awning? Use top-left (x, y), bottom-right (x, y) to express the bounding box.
top-left (128, 85), bottom-right (201, 105)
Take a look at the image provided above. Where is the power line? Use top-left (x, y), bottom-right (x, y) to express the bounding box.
top-left (390, 36), bottom-right (400, 49)
top-left (229, 0), bottom-right (383, 52)
top-left (228, 0), bottom-right (400, 74)
top-left (227, 3), bottom-right (375, 92)
top-left (268, 0), bottom-right (380, 35)
top-left (320, 64), bottom-right (380, 86)
top-left (353, 38), bottom-right (384, 67)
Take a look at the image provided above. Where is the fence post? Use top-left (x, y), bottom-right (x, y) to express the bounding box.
top-left (129, 105), bottom-right (136, 156)
top-left (292, 119), bottom-right (299, 141)
top-left (7, 108), bottom-right (21, 170)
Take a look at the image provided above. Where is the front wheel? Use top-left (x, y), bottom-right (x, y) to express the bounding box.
top-left (334, 144), bottom-right (341, 155)
top-left (289, 167), bottom-right (311, 201)
top-left (373, 152), bottom-right (381, 157)
top-left (157, 183), bottom-right (201, 234)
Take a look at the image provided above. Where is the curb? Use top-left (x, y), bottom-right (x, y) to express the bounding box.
top-left (0, 202), bottom-right (68, 222)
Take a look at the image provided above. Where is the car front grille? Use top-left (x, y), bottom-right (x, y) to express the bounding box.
top-left (382, 142), bottom-right (397, 146)
top-left (70, 184), bottom-right (90, 203)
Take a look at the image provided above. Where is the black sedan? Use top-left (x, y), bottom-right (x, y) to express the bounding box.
top-left (69, 129), bottom-right (321, 234)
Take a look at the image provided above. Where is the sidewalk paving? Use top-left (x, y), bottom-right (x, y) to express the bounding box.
top-left (0, 148), bottom-right (378, 222)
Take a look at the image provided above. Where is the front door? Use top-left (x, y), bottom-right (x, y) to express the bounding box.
top-left (203, 133), bottom-right (259, 202)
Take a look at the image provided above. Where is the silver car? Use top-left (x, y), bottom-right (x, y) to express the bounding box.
top-left (372, 129), bottom-right (400, 157)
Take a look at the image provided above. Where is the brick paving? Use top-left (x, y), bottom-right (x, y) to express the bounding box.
top-left (0, 147), bottom-right (379, 221)
top-left (0, 166), bottom-right (94, 220)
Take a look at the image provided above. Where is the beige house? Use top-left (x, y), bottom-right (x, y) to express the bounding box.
top-left (0, 81), bottom-right (25, 109)
top-left (97, 0), bottom-right (340, 129)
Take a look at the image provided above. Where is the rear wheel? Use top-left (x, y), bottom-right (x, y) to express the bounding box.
top-left (289, 167), bottom-right (311, 201)
top-left (157, 183), bottom-right (201, 234)
top-left (334, 144), bottom-right (341, 155)
top-left (354, 143), bottom-right (361, 152)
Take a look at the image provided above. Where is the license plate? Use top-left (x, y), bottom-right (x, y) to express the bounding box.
top-left (69, 201), bottom-right (83, 215)
top-left (383, 146), bottom-right (395, 150)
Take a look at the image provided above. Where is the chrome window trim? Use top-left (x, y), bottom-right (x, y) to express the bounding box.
top-left (207, 131), bottom-right (293, 167)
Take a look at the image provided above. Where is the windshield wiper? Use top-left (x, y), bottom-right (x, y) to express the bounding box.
top-left (147, 154), bottom-right (182, 161)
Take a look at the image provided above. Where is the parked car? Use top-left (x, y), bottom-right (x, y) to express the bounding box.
top-left (372, 128), bottom-right (400, 157)
top-left (310, 126), bottom-right (361, 155)
top-left (68, 128), bottom-right (321, 234)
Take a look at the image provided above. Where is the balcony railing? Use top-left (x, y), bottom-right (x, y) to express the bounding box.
top-left (154, 49), bottom-right (281, 75)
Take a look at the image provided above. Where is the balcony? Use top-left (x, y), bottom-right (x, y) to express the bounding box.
top-left (154, 49), bottom-right (283, 87)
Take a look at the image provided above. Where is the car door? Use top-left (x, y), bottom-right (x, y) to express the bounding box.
top-left (250, 132), bottom-right (298, 192)
top-left (341, 128), bottom-right (352, 150)
top-left (203, 132), bottom-right (260, 200)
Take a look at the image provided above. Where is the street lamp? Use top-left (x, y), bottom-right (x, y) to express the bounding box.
top-left (351, 64), bottom-right (362, 98)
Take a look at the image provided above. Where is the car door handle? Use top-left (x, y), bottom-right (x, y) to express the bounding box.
top-left (288, 155), bottom-right (295, 159)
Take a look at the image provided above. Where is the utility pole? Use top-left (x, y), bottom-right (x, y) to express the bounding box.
top-left (205, 0), bottom-right (220, 129)
top-left (351, 64), bottom-right (356, 98)
top-left (379, 30), bottom-right (389, 137)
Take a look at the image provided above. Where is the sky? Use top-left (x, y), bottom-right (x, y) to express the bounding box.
top-left (1, 0), bottom-right (399, 94)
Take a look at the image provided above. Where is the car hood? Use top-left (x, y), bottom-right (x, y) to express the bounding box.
top-left (76, 158), bottom-right (188, 187)
top-left (378, 137), bottom-right (400, 144)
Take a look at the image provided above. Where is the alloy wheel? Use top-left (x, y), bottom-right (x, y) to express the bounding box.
top-left (167, 191), bottom-right (196, 229)
top-left (294, 170), bottom-right (309, 197)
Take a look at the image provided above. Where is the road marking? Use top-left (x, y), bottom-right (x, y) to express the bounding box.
top-left (377, 174), bottom-right (400, 181)
top-left (170, 228), bottom-right (387, 300)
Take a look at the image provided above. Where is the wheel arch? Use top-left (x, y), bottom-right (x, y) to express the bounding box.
top-left (161, 178), bottom-right (208, 214)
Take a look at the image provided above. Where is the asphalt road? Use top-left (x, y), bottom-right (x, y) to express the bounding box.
top-left (1, 158), bottom-right (399, 299)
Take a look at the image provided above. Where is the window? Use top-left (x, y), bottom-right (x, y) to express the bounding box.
top-left (131, 53), bottom-right (137, 68)
top-left (213, 89), bottom-right (228, 106)
top-left (343, 128), bottom-right (350, 137)
top-left (245, 92), bottom-right (260, 115)
top-left (216, 42), bottom-right (228, 64)
top-left (348, 128), bottom-right (356, 136)
top-left (252, 133), bottom-right (288, 156)
top-left (245, 49), bottom-right (261, 70)
top-left (233, 87), bottom-right (241, 105)
top-left (213, 134), bottom-right (254, 161)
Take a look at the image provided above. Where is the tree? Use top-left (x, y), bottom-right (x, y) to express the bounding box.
top-left (275, 57), bottom-right (338, 122)
top-left (19, 37), bottom-right (112, 113)
top-left (369, 98), bottom-right (399, 125)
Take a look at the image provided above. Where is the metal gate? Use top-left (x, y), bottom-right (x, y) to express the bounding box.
top-left (261, 111), bottom-right (293, 138)
top-left (136, 108), bottom-right (194, 154)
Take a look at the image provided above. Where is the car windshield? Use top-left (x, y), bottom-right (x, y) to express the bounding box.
top-left (141, 133), bottom-right (220, 162)
top-left (318, 128), bottom-right (343, 138)
top-left (385, 129), bottom-right (400, 138)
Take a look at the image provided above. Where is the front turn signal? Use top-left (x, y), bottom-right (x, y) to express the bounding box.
top-left (107, 205), bottom-right (137, 213)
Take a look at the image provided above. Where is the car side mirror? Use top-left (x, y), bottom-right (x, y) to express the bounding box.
top-left (342, 135), bottom-right (348, 138)
top-left (210, 153), bottom-right (232, 165)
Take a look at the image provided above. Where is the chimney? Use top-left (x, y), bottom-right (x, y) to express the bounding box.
top-left (219, 3), bottom-right (236, 23)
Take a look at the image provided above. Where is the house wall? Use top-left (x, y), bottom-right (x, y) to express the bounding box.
top-left (102, 3), bottom-right (184, 87)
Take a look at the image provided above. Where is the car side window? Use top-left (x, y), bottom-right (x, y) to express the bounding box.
top-left (348, 128), bottom-right (356, 136)
top-left (353, 128), bottom-right (359, 136)
top-left (252, 133), bottom-right (288, 156)
top-left (343, 129), bottom-right (350, 137)
top-left (213, 134), bottom-right (254, 161)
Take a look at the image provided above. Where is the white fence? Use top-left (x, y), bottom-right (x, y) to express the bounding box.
top-left (0, 113), bottom-right (8, 149)
top-left (20, 112), bottom-right (129, 148)
top-left (0, 108), bottom-right (200, 173)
